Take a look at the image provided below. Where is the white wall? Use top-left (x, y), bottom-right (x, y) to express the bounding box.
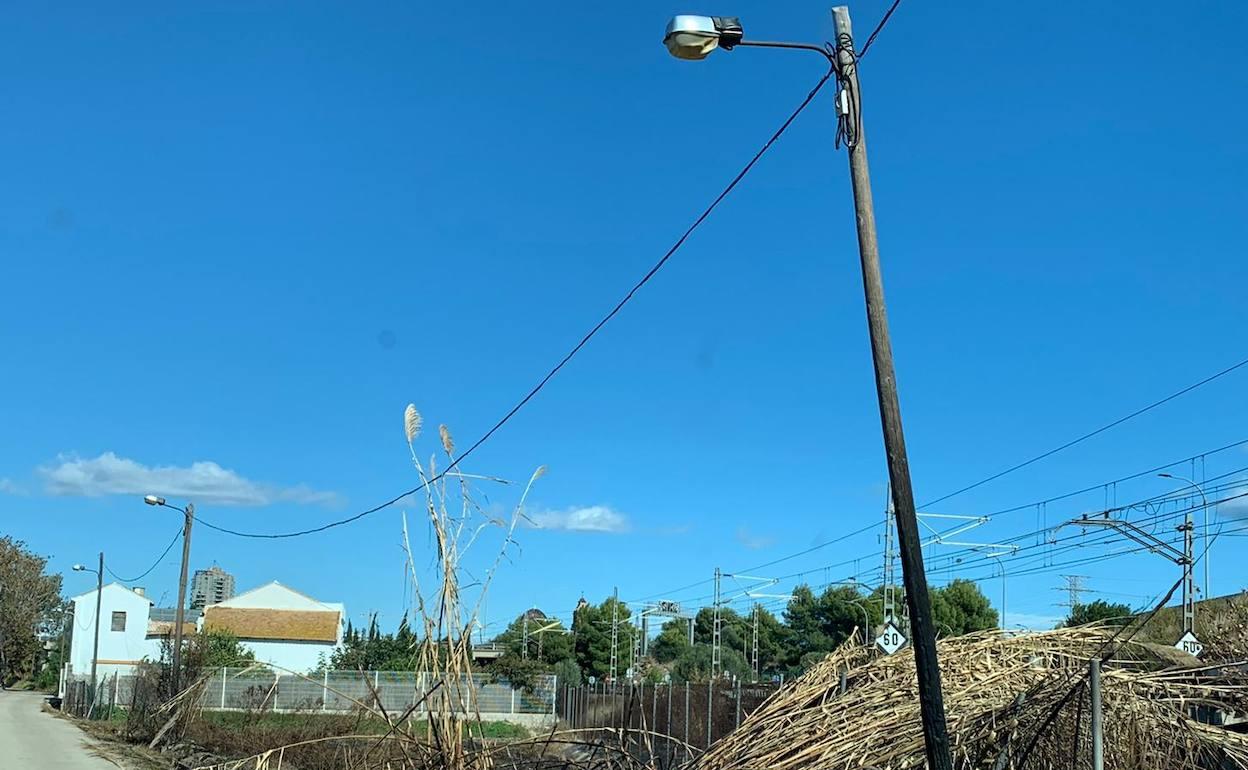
top-left (239, 639), bottom-right (336, 675)
top-left (69, 584), bottom-right (155, 680)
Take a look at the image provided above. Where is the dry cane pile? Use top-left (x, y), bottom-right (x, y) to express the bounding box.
top-left (697, 627), bottom-right (1248, 770)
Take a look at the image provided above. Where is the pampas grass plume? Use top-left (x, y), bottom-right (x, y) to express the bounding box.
top-left (404, 404), bottom-right (422, 443)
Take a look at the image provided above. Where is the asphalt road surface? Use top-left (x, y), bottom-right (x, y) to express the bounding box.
top-left (0, 689), bottom-right (120, 770)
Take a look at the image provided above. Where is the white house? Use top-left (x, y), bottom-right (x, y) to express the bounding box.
top-left (67, 583), bottom-right (162, 683)
top-left (200, 582), bottom-right (344, 674)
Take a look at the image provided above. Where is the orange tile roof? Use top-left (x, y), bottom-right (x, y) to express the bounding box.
top-left (203, 607), bottom-right (340, 643)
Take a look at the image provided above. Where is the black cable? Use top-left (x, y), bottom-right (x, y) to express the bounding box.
top-left (194, 67), bottom-right (838, 540)
top-left (104, 527), bottom-right (183, 583)
top-left (921, 355), bottom-right (1248, 509)
top-left (858, 0), bottom-right (904, 58)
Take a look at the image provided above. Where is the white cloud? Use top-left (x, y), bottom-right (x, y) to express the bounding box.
top-left (736, 526), bottom-right (774, 551)
top-left (39, 452), bottom-right (341, 507)
top-left (528, 505), bottom-right (630, 533)
top-left (0, 478), bottom-right (25, 495)
top-left (1222, 493), bottom-right (1248, 520)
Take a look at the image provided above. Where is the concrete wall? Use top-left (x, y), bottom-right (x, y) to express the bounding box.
top-left (69, 584), bottom-right (157, 680)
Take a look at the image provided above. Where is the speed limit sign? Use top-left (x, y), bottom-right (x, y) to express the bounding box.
top-left (876, 622), bottom-right (907, 655)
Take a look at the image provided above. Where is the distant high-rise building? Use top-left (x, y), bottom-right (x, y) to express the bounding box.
top-left (190, 565), bottom-right (235, 610)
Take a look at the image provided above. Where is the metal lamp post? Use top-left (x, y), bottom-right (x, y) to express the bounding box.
top-left (663, 12), bottom-right (953, 770)
top-left (71, 555), bottom-right (104, 712)
top-left (144, 495), bottom-right (194, 693)
top-left (1159, 473), bottom-right (1211, 599)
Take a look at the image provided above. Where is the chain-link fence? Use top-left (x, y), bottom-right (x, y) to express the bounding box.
top-left (65, 668), bottom-right (556, 717)
top-left (556, 681), bottom-right (779, 765)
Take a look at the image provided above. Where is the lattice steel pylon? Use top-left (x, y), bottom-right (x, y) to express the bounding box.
top-left (711, 567), bottom-right (722, 679)
top-left (609, 586), bottom-right (619, 683)
top-left (751, 603), bottom-right (760, 680)
top-left (882, 497), bottom-right (899, 625)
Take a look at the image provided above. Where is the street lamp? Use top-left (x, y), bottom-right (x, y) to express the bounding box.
top-left (72, 555), bottom-right (104, 713)
top-left (1159, 473), bottom-right (1212, 598)
top-left (142, 494), bottom-right (194, 693)
top-left (663, 15), bottom-right (743, 60)
top-left (663, 11), bottom-right (953, 770)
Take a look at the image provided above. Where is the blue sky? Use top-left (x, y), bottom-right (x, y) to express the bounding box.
top-left (2, 2), bottom-right (1247, 641)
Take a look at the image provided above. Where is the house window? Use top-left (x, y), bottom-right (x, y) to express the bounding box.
top-left (111, 611), bottom-right (126, 632)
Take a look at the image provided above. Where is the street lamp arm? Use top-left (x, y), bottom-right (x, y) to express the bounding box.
top-left (735, 39), bottom-right (836, 65)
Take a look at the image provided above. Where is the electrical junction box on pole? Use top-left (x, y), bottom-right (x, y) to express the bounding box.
top-left (1175, 630), bottom-right (1203, 657)
top-left (876, 621), bottom-right (907, 655)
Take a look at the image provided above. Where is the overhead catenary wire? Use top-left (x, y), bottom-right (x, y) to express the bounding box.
top-left (191, 66), bottom-right (838, 540)
top-left (920, 355), bottom-right (1248, 509)
top-left (103, 527), bottom-right (183, 583)
top-left (632, 440), bottom-right (1248, 608)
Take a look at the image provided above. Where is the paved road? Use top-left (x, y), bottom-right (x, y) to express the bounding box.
top-left (0, 689), bottom-right (120, 769)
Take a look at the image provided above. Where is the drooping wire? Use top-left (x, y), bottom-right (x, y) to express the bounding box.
top-left (193, 67), bottom-right (837, 540)
top-left (858, 0), bottom-right (904, 58)
top-left (104, 527), bottom-right (183, 583)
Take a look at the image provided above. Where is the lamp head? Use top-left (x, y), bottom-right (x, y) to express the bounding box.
top-left (72, 564), bottom-right (85, 572)
top-left (663, 15), bottom-right (743, 60)
top-left (144, 494), bottom-right (165, 506)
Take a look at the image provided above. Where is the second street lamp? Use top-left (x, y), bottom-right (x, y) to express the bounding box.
top-left (72, 555), bottom-right (104, 714)
top-left (663, 10), bottom-right (954, 770)
top-left (1160, 473), bottom-right (1212, 599)
top-left (145, 494), bottom-right (194, 693)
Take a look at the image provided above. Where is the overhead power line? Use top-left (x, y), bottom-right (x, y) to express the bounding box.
top-left (634, 438), bottom-right (1248, 606)
top-left (920, 354), bottom-right (1248, 509)
top-left (104, 527), bottom-right (183, 583)
top-left (858, 0), bottom-right (904, 57)
top-left (193, 68), bottom-right (838, 540)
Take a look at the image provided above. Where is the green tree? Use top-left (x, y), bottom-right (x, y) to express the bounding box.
top-left (572, 596), bottom-right (635, 681)
top-left (191, 630), bottom-right (257, 669)
top-left (651, 619), bottom-right (692, 663)
top-left (781, 584), bottom-right (882, 670)
top-left (930, 579), bottom-right (998, 636)
top-left (670, 644), bottom-right (750, 683)
top-left (329, 616), bottom-right (418, 671)
top-left (488, 653), bottom-right (550, 693)
top-left (0, 537), bottom-right (63, 686)
top-left (552, 658), bottom-right (582, 687)
top-left (1062, 600), bottom-right (1132, 628)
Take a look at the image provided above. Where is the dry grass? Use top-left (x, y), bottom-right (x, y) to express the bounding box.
top-left (696, 626), bottom-right (1248, 770)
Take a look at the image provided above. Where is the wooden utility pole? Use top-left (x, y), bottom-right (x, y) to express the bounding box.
top-left (832, 7), bottom-right (953, 770)
top-left (172, 504), bottom-right (194, 693)
top-left (90, 552), bottom-right (103, 709)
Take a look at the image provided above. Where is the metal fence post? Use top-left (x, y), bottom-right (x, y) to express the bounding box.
top-left (551, 674), bottom-right (557, 716)
top-left (651, 683), bottom-right (658, 735)
top-left (684, 681), bottom-right (690, 749)
top-left (322, 670), bottom-right (329, 713)
top-left (706, 679), bottom-right (713, 749)
top-left (667, 683), bottom-right (674, 766)
top-left (1090, 659), bottom-right (1104, 770)
top-left (220, 667), bottom-right (227, 709)
top-left (374, 671), bottom-right (381, 710)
